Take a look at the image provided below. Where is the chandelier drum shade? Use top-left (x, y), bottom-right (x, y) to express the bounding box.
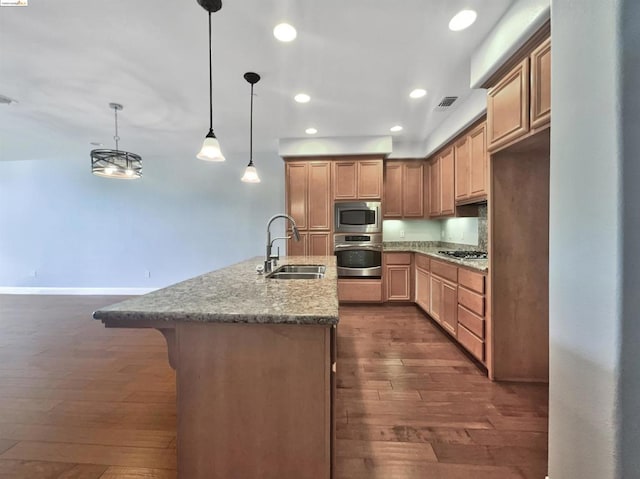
top-left (241, 71), bottom-right (261, 183)
top-left (196, 0), bottom-right (225, 162)
top-left (91, 103), bottom-right (142, 179)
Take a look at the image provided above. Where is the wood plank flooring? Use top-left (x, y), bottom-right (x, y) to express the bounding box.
top-left (335, 305), bottom-right (548, 479)
top-left (0, 296), bottom-right (547, 478)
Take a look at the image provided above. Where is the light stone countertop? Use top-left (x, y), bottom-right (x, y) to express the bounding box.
top-left (384, 242), bottom-right (488, 273)
top-left (93, 256), bottom-right (339, 325)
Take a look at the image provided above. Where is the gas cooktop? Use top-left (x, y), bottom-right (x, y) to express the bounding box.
top-left (438, 250), bottom-right (488, 260)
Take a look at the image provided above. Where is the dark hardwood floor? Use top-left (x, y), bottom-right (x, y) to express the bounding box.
top-left (0, 296), bottom-right (547, 478)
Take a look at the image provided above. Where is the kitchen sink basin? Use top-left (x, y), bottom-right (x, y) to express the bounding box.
top-left (267, 264), bottom-right (326, 279)
top-left (275, 264), bottom-right (326, 274)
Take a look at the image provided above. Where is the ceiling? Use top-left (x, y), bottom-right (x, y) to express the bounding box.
top-left (0, 0), bottom-right (514, 165)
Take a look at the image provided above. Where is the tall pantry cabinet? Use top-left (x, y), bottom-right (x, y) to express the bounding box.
top-left (285, 160), bottom-right (332, 256)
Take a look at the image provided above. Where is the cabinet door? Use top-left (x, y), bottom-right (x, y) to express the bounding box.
top-left (308, 162), bottom-right (331, 230)
top-left (469, 123), bottom-right (488, 199)
top-left (415, 268), bottom-right (430, 313)
top-left (487, 58), bottom-right (530, 150)
top-left (333, 161), bottom-right (358, 200)
top-left (287, 232), bottom-right (307, 256)
top-left (402, 162), bottom-right (424, 217)
top-left (429, 160), bottom-right (440, 217)
top-left (358, 160), bottom-right (383, 199)
top-left (441, 280), bottom-right (458, 336)
top-left (531, 37), bottom-right (551, 129)
top-left (286, 162), bottom-right (308, 230)
top-left (429, 275), bottom-right (442, 322)
top-left (454, 137), bottom-right (470, 202)
top-left (308, 232), bottom-right (331, 256)
top-left (383, 162), bottom-right (403, 218)
top-left (440, 147), bottom-right (455, 216)
top-left (385, 265), bottom-right (411, 301)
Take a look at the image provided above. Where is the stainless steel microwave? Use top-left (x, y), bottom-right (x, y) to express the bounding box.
top-left (334, 201), bottom-right (382, 233)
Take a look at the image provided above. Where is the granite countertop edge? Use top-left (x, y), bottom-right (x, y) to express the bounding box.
top-left (93, 256), bottom-right (339, 326)
top-left (383, 244), bottom-right (488, 272)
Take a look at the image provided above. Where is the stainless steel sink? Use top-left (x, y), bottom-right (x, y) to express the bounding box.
top-left (266, 264), bottom-right (326, 279)
top-left (275, 264), bottom-right (326, 274)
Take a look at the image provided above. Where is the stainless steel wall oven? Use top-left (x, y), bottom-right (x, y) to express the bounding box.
top-left (334, 233), bottom-right (382, 278)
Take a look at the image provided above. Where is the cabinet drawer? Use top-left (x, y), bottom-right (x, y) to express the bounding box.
top-left (458, 287), bottom-right (484, 316)
top-left (385, 252), bottom-right (412, 265)
top-left (415, 254), bottom-right (430, 272)
top-left (458, 268), bottom-right (485, 294)
top-left (338, 279), bottom-right (382, 302)
top-left (458, 324), bottom-right (484, 362)
top-left (458, 305), bottom-right (484, 339)
top-left (431, 260), bottom-right (457, 282)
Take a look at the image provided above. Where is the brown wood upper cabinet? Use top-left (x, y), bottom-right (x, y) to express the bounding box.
top-left (531, 37), bottom-right (551, 129)
top-left (332, 158), bottom-right (383, 200)
top-left (285, 160), bottom-right (332, 256)
top-left (429, 147), bottom-right (455, 217)
top-left (383, 160), bottom-right (424, 218)
top-left (487, 36), bottom-right (550, 151)
top-left (455, 122), bottom-right (488, 204)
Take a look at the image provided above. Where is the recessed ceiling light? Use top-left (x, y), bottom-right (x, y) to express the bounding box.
top-left (273, 23), bottom-right (297, 42)
top-left (305, 128), bottom-right (318, 135)
top-left (294, 93), bottom-right (311, 103)
top-left (390, 125), bottom-right (403, 132)
top-left (449, 10), bottom-right (477, 31)
top-left (410, 89), bottom-right (427, 99)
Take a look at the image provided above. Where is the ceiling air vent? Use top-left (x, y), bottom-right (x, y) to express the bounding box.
top-left (434, 96), bottom-right (458, 111)
top-left (0, 94), bottom-right (17, 105)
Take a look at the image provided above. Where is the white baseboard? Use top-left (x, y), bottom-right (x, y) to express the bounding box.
top-left (0, 287), bottom-right (157, 295)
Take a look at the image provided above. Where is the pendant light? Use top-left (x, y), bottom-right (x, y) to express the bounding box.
top-left (241, 72), bottom-right (261, 183)
top-left (196, 0), bottom-right (225, 162)
top-left (91, 103), bottom-right (142, 179)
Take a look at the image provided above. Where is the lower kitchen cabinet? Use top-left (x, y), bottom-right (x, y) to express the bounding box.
top-left (338, 279), bottom-right (383, 303)
top-left (415, 258), bottom-right (430, 312)
top-left (384, 253), bottom-right (413, 302)
top-left (429, 274), bottom-right (457, 335)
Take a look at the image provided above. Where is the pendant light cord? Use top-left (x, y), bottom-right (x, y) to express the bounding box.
top-left (249, 82), bottom-right (254, 164)
top-left (208, 11), bottom-right (213, 133)
top-left (113, 107), bottom-right (120, 152)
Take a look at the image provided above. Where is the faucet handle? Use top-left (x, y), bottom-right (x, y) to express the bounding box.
top-left (271, 247), bottom-right (280, 266)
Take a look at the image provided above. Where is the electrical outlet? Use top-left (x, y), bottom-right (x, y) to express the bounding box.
top-left (145, 270), bottom-right (151, 279)
top-left (399, 230), bottom-right (405, 238)
top-left (30, 270), bottom-right (37, 277)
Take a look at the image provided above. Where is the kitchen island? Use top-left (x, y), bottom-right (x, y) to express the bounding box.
top-left (94, 256), bottom-right (338, 479)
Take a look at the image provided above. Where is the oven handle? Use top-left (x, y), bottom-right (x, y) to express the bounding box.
top-left (334, 244), bottom-right (382, 252)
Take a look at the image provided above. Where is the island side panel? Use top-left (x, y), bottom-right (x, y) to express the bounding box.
top-left (176, 322), bottom-right (331, 479)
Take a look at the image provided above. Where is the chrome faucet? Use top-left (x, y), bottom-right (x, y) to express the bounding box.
top-left (265, 214), bottom-right (301, 273)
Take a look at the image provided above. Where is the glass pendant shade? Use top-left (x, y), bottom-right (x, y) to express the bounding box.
top-left (241, 163), bottom-right (260, 183)
top-left (197, 132), bottom-right (225, 161)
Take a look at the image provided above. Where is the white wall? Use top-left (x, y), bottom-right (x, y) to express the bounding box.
top-left (383, 218), bottom-right (480, 246)
top-left (0, 149), bottom-right (285, 290)
top-left (382, 219), bottom-right (440, 242)
top-left (548, 1), bottom-right (634, 478)
top-left (440, 218), bottom-right (479, 245)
